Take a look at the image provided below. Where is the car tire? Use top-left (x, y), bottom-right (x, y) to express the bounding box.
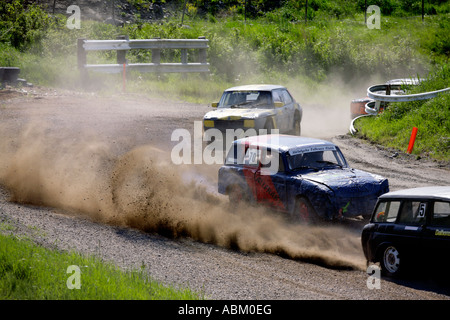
top-left (380, 245), bottom-right (402, 277)
top-left (292, 117), bottom-right (301, 136)
top-left (294, 197), bottom-right (317, 224)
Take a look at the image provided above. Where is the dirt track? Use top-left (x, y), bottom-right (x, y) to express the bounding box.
top-left (1, 86), bottom-right (449, 300)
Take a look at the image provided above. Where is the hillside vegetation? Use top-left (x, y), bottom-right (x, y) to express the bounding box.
top-left (0, 0), bottom-right (449, 160)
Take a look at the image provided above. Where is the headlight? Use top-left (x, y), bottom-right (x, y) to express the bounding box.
top-left (204, 120), bottom-right (215, 127)
top-left (244, 120), bottom-right (255, 127)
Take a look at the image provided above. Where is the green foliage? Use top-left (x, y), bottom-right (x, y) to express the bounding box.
top-left (0, 43), bottom-right (21, 67)
top-left (0, 233), bottom-right (202, 299)
top-left (0, 0), bottom-right (51, 52)
top-left (419, 15), bottom-right (450, 58)
top-left (180, 0), bottom-right (286, 18)
top-left (180, 0), bottom-right (449, 19)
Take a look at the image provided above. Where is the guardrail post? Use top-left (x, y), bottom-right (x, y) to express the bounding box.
top-left (152, 37), bottom-right (161, 65)
top-left (77, 38), bottom-right (88, 85)
top-left (116, 35), bottom-right (129, 65)
top-left (199, 36), bottom-right (208, 79)
top-left (198, 36), bottom-right (207, 64)
top-left (77, 38), bottom-right (87, 69)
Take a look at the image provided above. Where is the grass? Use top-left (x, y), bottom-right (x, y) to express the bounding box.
top-left (0, 232), bottom-right (202, 300)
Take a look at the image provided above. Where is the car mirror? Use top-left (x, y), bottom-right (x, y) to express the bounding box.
top-left (274, 101), bottom-right (284, 108)
top-left (211, 102), bottom-right (218, 108)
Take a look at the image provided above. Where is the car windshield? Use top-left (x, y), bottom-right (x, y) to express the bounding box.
top-left (286, 149), bottom-right (347, 171)
top-left (219, 91), bottom-right (273, 109)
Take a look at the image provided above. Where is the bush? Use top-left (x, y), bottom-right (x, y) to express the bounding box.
top-left (0, 0), bottom-right (51, 52)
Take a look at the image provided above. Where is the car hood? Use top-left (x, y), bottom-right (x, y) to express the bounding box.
top-left (204, 108), bottom-right (275, 120)
top-left (301, 168), bottom-right (387, 195)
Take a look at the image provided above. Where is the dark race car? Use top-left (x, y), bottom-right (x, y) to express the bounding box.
top-left (361, 186), bottom-right (450, 277)
top-left (218, 134), bottom-right (389, 223)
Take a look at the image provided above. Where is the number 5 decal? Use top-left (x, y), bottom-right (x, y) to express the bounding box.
top-left (418, 203), bottom-right (427, 218)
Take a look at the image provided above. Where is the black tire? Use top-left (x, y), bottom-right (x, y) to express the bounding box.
top-left (293, 197), bottom-right (317, 224)
top-left (380, 245), bottom-right (402, 277)
top-left (292, 116), bottom-right (301, 136)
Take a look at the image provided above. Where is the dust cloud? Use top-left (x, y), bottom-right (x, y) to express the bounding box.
top-left (0, 123), bottom-right (366, 270)
top-left (285, 72), bottom-right (386, 138)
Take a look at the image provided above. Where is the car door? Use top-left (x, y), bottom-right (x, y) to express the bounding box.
top-left (422, 200), bottom-right (450, 267)
top-left (280, 89), bottom-right (296, 131)
top-left (243, 147), bottom-right (286, 210)
top-left (271, 89), bottom-right (289, 132)
top-left (390, 200), bottom-right (427, 259)
top-left (365, 200), bottom-right (401, 261)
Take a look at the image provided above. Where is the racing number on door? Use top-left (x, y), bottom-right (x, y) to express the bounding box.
top-left (247, 148), bottom-right (258, 165)
top-left (418, 203), bottom-right (427, 218)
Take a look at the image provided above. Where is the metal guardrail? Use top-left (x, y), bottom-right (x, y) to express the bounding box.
top-left (77, 36), bottom-right (210, 75)
top-left (350, 84), bottom-right (450, 135)
top-left (367, 84), bottom-right (450, 102)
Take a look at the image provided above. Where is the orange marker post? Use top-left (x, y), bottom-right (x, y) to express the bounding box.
top-left (407, 127), bottom-right (418, 154)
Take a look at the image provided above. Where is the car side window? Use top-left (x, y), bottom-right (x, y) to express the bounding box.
top-left (225, 143), bottom-right (246, 165)
top-left (281, 90), bottom-right (293, 104)
top-left (373, 201), bottom-right (400, 223)
top-left (272, 90), bottom-right (282, 103)
top-left (260, 149), bottom-right (272, 168)
top-left (244, 147), bottom-right (260, 167)
top-left (431, 201), bottom-right (450, 227)
top-left (260, 149), bottom-right (284, 173)
top-left (397, 201), bottom-right (427, 225)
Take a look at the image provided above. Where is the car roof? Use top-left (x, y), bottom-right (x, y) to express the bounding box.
top-left (224, 84), bottom-right (286, 92)
top-left (379, 186), bottom-right (450, 201)
top-left (232, 134), bottom-right (337, 154)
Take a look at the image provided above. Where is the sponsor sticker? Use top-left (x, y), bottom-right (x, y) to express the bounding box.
top-left (288, 145), bottom-right (336, 156)
top-left (435, 229), bottom-right (450, 237)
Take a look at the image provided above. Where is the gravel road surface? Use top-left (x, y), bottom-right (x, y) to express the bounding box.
top-left (1, 86), bottom-right (449, 300)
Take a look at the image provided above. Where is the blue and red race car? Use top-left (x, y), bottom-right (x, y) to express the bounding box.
top-left (218, 134), bottom-right (389, 223)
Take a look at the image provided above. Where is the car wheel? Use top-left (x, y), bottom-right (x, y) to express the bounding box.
top-left (292, 117), bottom-right (301, 136)
top-left (294, 197), bottom-right (317, 224)
top-left (381, 245), bottom-right (402, 277)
